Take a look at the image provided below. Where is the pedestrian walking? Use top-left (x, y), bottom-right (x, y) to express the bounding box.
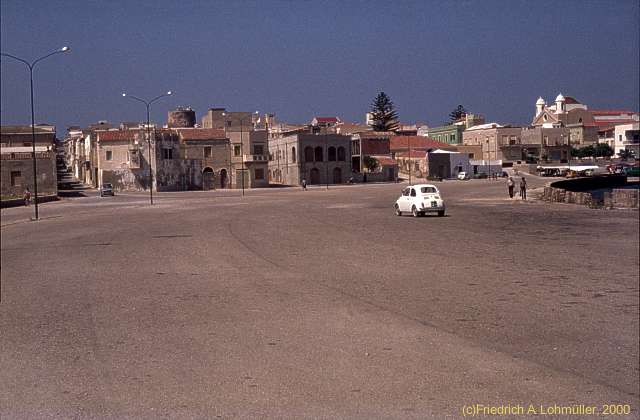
top-left (519, 176), bottom-right (527, 200)
top-left (507, 176), bottom-right (515, 198)
top-left (23, 188), bottom-right (32, 206)
top-left (301, 179), bottom-right (307, 191)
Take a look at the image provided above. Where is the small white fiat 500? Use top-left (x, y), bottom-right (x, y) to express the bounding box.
top-left (394, 184), bottom-right (445, 217)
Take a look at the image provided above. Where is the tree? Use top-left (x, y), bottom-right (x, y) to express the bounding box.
top-left (363, 156), bottom-right (379, 173)
top-left (594, 143), bottom-right (614, 158)
top-left (370, 92), bottom-right (399, 131)
top-left (449, 105), bottom-right (468, 123)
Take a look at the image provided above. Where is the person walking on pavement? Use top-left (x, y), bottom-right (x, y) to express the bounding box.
top-left (301, 179), bottom-right (307, 191)
top-left (23, 188), bottom-right (32, 206)
top-left (519, 176), bottom-right (527, 200)
top-left (507, 176), bottom-right (515, 198)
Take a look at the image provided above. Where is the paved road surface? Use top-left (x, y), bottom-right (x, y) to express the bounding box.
top-left (1, 179), bottom-right (638, 419)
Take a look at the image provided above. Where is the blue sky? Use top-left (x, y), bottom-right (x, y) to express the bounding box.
top-left (1, 0), bottom-right (638, 133)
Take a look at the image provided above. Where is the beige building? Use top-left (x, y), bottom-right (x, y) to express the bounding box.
top-left (1, 125), bottom-right (58, 198)
top-left (95, 127), bottom-right (235, 191)
top-left (462, 123), bottom-right (522, 162)
top-left (176, 128), bottom-right (230, 189)
top-left (531, 94), bottom-right (598, 147)
top-left (268, 133), bottom-right (351, 186)
top-left (202, 108), bottom-right (269, 188)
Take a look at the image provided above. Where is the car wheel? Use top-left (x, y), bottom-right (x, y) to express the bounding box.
top-left (394, 204), bottom-right (402, 216)
top-left (412, 206), bottom-right (419, 217)
top-left (438, 210), bottom-right (445, 217)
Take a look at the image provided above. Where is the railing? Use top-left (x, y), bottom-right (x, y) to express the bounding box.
top-left (243, 154), bottom-right (268, 162)
top-left (1, 151), bottom-right (53, 160)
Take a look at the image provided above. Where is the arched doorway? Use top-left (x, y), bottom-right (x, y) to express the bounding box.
top-left (203, 167), bottom-right (215, 190)
top-left (333, 167), bottom-right (342, 184)
top-left (219, 169), bottom-right (227, 189)
top-left (310, 168), bottom-right (320, 184)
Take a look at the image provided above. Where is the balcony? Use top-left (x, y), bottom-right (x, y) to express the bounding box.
top-left (243, 154), bottom-right (268, 162)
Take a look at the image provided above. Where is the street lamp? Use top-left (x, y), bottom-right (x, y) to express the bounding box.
top-left (1, 46), bottom-right (71, 220)
top-left (122, 91), bottom-right (173, 205)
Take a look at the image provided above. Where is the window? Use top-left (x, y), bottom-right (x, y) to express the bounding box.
top-left (304, 147), bottom-right (313, 162)
top-left (402, 188), bottom-right (410, 196)
top-left (328, 146), bottom-right (336, 161)
top-left (254, 144), bottom-right (264, 155)
top-left (314, 146), bottom-right (323, 162)
top-left (10, 171), bottom-right (21, 186)
top-left (420, 187), bottom-right (437, 194)
top-left (163, 148), bottom-right (173, 159)
top-left (23, 142), bottom-right (31, 147)
top-left (291, 147), bottom-right (296, 163)
top-left (410, 188), bottom-right (416, 197)
top-left (106, 150), bottom-right (113, 161)
top-left (204, 146), bottom-right (212, 158)
top-left (337, 146), bottom-right (346, 161)
top-left (451, 134), bottom-right (456, 142)
top-left (234, 144), bottom-right (241, 156)
top-left (254, 168), bottom-right (264, 180)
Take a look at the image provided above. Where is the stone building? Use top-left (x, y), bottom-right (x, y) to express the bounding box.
top-left (95, 128), bottom-right (217, 192)
top-left (268, 133), bottom-right (351, 186)
top-left (168, 107), bottom-right (196, 128)
top-left (531, 94), bottom-right (598, 147)
top-left (202, 108), bottom-right (269, 188)
top-left (350, 131), bottom-right (393, 173)
top-left (518, 126), bottom-right (571, 162)
top-left (462, 123), bottom-right (522, 163)
top-left (0, 125), bottom-right (57, 198)
top-left (175, 128), bottom-right (230, 189)
top-left (427, 114), bottom-right (485, 145)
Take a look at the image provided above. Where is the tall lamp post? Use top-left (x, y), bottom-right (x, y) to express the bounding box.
top-left (1, 46), bottom-right (70, 220)
top-left (122, 91), bottom-right (172, 205)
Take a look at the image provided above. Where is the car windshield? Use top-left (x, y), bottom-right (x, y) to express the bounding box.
top-left (102, 184), bottom-right (112, 188)
top-left (421, 187), bottom-right (437, 194)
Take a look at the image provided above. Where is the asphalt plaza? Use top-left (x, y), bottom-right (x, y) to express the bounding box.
top-left (1, 178), bottom-right (638, 418)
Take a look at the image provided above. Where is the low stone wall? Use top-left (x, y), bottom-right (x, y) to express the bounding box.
top-left (541, 187), bottom-right (594, 206)
top-left (541, 186), bottom-right (638, 209)
top-left (604, 189), bottom-right (639, 208)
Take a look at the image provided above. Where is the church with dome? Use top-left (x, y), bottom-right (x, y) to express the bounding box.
top-left (530, 94), bottom-right (598, 147)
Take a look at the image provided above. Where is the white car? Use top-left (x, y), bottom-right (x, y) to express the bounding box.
top-left (394, 184), bottom-right (446, 217)
top-left (457, 171), bottom-right (470, 180)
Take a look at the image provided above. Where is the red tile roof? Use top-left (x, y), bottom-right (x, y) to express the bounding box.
top-left (591, 110), bottom-right (638, 116)
top-left (370, 155), bottom-right (397, 166)
top-left (390, 136), bottom-right (456, 152)
top-left (359, 131), bottom-right (394, 138)
top-left (314, 117), bottom-right (339, 123)
top-left (396, 150), bottom-right (427, 158)
top-left (176, 128), bottom-right (226, 140)
top-left (564, 96), bottom-right (581, 104)
top-left (97, 130), bottom-right (137, 142)
top-left (593, 119), bottom-right (639, 127)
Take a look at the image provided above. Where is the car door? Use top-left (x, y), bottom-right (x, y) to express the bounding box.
top-left (409, 188), bottom-right (417, 210)
top-left (399, 188), bottom-right (410, 211)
